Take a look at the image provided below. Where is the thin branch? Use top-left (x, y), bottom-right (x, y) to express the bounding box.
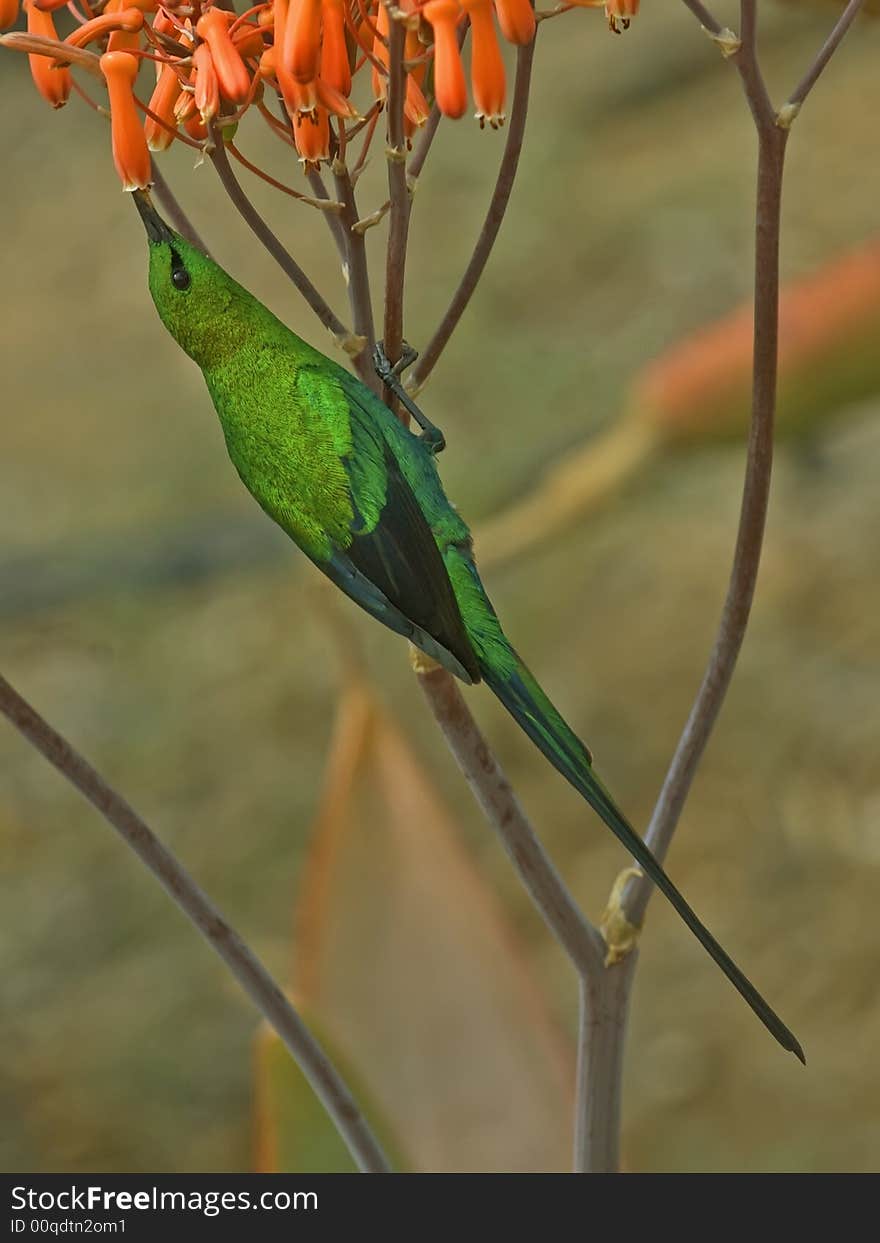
top-left (786, 0), bottom-right (865, 110)
top-left (734, 0), bottom-right (775, 128)
top-left (415, 661), bottom-right (605, 975)
top-left (408, 37), bottom-right (536, 391)
top-left (208, 129), bottom-right (355, 349)
top-left (679, 0), bottom-right (722, 36)
top-left (0, 673), bottom-right (391, 1174)
top-left (332, 154), bottom-right (379, 389)
top-left (383, 11), bottom-right (410, 391)
top-left (622, 5), bottom-right (789, 935)
top-left (150, 159), bottom-right (210, 254)
top-left (308, 167), bottom-right (349, 262)
top-left (407, 101), bottom-right (441, 182)
top-left (573, 962), bottom-right (634, 1173)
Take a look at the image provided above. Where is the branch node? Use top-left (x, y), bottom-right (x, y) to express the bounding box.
top-left (409, 643), bottom-right (441, 675)
top-left (600, 867), bottom-right (643, 967)
top-left (775, 101), bottom-right (801, 130)
top-left (336, 331), bottom-right (368, 357)
top-left (352, 200), bottom-right (391, 234)
top-left (385, 143), bottom-right (407, 165)
top-left (705, 25), bottom-right (741, 58)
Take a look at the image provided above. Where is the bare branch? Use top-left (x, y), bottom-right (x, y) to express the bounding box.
top-left (786, 0), bottom-right (865, 111)
top-left (622, 8), bottom-right (789, 941)
top-left (383, 12), bottom-right (411, 391)
top-left (415, 659), bottom-right (606, 976)
top-left (679, 0), bottom-right (723, 36)
top-left (333, 156), bottom-right (380, 390)
top-left (0, 673), bottom-right (391, 1174)
top-left (573, 962), bottom-right (634, 1173)
top-left (208, 130), bottom-right (355, 350)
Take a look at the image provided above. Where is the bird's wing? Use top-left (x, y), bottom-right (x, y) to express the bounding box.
top-left (300, 366), bottom-right (481, 684)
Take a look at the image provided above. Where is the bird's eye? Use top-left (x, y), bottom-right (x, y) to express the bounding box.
top-left (169, 249), bottom-right (191, 291)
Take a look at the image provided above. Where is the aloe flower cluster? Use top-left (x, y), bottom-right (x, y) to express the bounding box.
top-left (2, 0), bottom-right (638, 189)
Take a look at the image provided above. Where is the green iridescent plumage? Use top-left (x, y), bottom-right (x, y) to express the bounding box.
top-left (133, 193), bottom-right (803, 1062)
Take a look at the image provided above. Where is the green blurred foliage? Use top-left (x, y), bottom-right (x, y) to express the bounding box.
top-left (2, 2), bottom-right (880, 1172)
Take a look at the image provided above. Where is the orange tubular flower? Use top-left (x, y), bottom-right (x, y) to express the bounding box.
top-left (283, 0), bottom-right (322, 86)
top-left (65, 8), bottom-right (144, 49)
top-left (402, 25), bottom-right (425, 140)
top-left (184, 112), bottom-right (208, 141)
top-left (144, 62), bottom-right (181, 152)
top-left (370, 0), bottom-right (389, 104)
top-left (404, 72), bottom-right (430, 130)
top-left (605, 0), bottom-right (639, 30)
top-left (423, 0), bottom-right (466, 120)
top-left (197, 8), bottom-right (252, 104)
top-left (492, 0), bottom-right (535, 46)
top-left (0, 0), bottom-right (19, 30)
top-left (462, 0), bottom-right (504, 128)
top-left (25, 2), bottom-right (71, 109)
top-left (232, 24), bottom-right (266, 60)
top-left (100, 50), bottom-right (151, 190)
top-left (174, 76), bottom-right (197, 122)
top-left (292, 104), bottom-right (329, 166)
top-left (320, 0), bottom-right (350, 98)
top-left (193, 42), bottom-right (220, 123)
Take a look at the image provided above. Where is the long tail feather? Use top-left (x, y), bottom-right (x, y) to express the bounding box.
top-left (481, 652), bottom-right (805, 1063)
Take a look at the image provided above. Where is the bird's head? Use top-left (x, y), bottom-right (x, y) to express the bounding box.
top-left (133, 189), bottom-right (242, 368)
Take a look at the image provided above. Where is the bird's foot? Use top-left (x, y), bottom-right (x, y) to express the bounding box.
top-left (373, 340), bottom-right (446, 455)
top-left (373, 339), bottom-right (419, 380)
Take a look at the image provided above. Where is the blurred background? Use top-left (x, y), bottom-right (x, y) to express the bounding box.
top-left (2, 0), bottom-right (879, 1173)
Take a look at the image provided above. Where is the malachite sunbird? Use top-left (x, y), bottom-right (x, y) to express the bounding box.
top-left (132, 191), bottom-right (804, 1063)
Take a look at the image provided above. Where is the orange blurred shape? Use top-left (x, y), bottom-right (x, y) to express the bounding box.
top-left (636, 237), bottom-right (880, 443)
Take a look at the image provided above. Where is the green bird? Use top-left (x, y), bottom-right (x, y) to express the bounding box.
top-left (133, 191), bottom-right (804, 1062)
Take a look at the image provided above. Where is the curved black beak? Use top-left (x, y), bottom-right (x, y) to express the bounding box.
top-left (133, 189), bottom-right (175, 244)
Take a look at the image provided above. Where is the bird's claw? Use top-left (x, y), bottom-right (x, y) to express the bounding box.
top-left (372, 340), bottom-right (446, 455)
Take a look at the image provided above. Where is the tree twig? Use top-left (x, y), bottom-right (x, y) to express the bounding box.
top-left (573, 961), bottom-right (634, 1173)
top-left (786, 0), bottom-right (865, 110)
top-left (332, 155), bottom-right (380, 390)
top-left (208, 128), bottom-right (356, 351)
top-left (383, 12), bottom-right (410, 397)
top-left (623, 0), bottom-right (785, 930)
top-left (308, 166), bottom-right (349, 262)
top-left (0, 673), bottom-right (391, 1175)
top-left (679, 0), bottom-right (722, 36)
top-left (408, 37), bottom-right (536, 392)
top-left (414, 660), bottom-right (606, 975)
top-left (407, 101), bottom-right (441, 182)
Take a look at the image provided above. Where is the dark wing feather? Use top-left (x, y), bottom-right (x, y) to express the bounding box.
top-left (343, 437), bottom-right (481, 683)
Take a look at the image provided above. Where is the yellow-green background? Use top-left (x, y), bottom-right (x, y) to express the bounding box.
top-left (2, 0), bottom-right (879, 1172)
